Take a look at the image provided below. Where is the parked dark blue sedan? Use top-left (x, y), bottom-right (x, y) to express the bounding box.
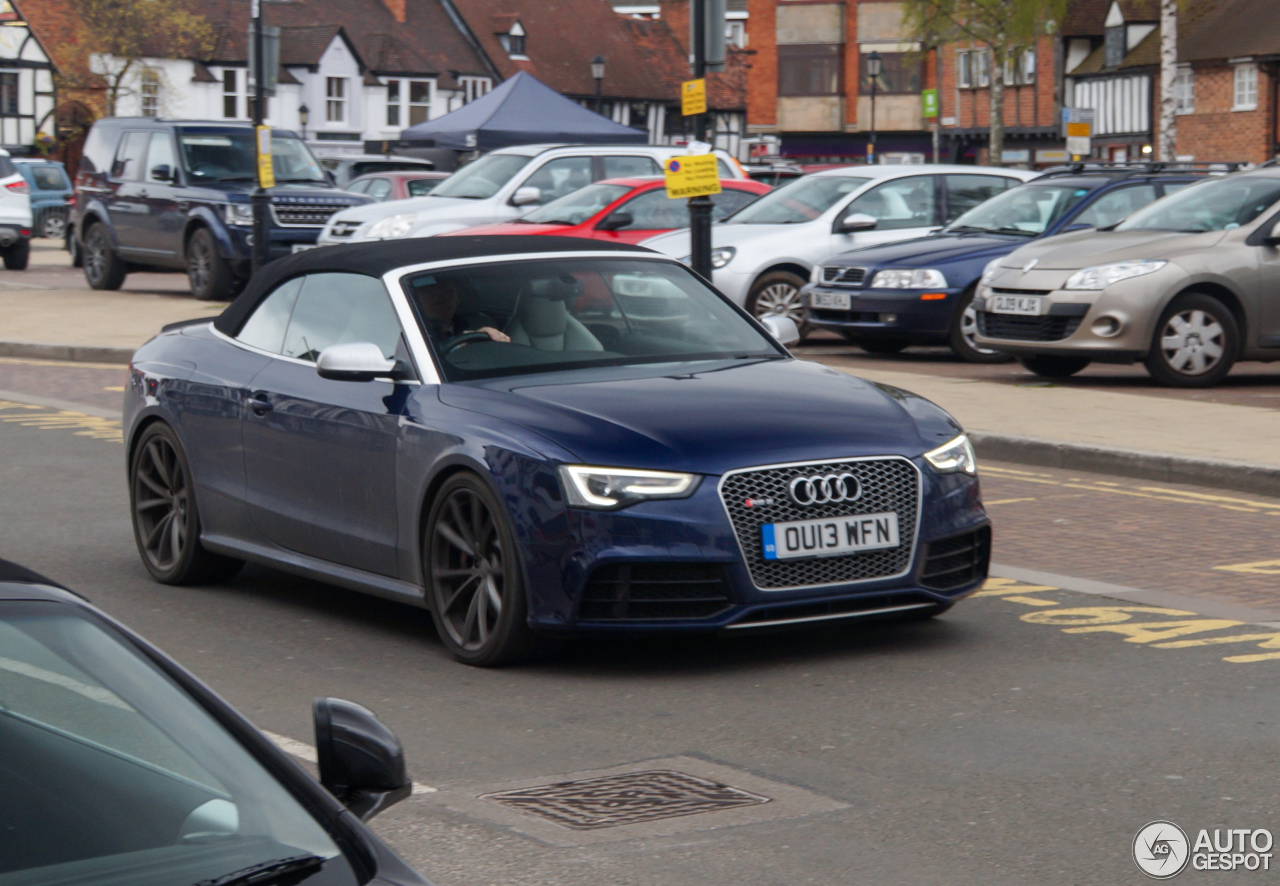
top-left (803, 166), bottom-right (1207, 361)
top-left (124, 236), bottom-right (989, 665)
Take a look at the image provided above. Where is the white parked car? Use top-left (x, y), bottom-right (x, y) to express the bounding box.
top-left (640, 164), bottom-right (1037, 328)
top-left (317, 143), bottom-right (746, 245)
top-left (0, 147), bottom-right (34, 269)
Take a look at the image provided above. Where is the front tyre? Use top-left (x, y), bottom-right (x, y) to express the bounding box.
top-left (186, 227), bottom-right (236, 301)
top-left (746, 271), bottom-right (810, 338)
top-left (949, 289), bottom-right (1012, 363)
top-left (424, 473), bottom-right (534, 667)
top-left (1143, 293), bottom-right (1239, 388)
top-left (129, 423), bottom-right (243, 585)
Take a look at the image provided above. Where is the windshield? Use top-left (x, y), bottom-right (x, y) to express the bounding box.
top-left (1117, 175), bottom-right (1280, 232)
top-left (179, 132), bottom-right (327, 184)
top-left (405, 258), bottom-right (782, 381)
top-left (431, 153), bottom-right (533, 199)
top-left (945, 183), bottom-right (1093, 235)
top-left (0, 602), bottom-right (348, 885)
top-left (520, 183), bottom-right (631, 225)
top-left (728, 175), bottom-right (870, 224)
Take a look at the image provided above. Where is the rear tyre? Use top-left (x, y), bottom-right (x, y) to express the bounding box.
top-left (83, 223), bottom-right (126, 290)
top-left (858, 339), bottom-right (908, 355)
top-left (949, 288), bottom-right (1013, 363)
top-left (424, 473), bottom-right (536, 667)
top-left (129, 423), bottom-right (244, 585)
top-left (1018, 354), bottom-right (1091, 378)
top-left (2, 239), bottom-right (30, 270)
top-left (746, 271), bottom-right (810, 338)
top-left (186, 227), bottom-right (235, 301)
top-left (1143, 293), bottom-right (1239, 388)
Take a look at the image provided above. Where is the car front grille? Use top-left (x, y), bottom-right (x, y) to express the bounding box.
top-left (578, 563), bottom-right (733, 621)
top-left (328, 220), bottom-right (361, 238)
top-left (719, 458), bottom-right (919, 590)
top-left (270, 201), bottom-right (354, 227)
top-left (919, 526), bottom-right (991, 591)
top-left (977, 312), bottom-right (1082, 342)
top-left (821, 266), bottom-right (866, 286)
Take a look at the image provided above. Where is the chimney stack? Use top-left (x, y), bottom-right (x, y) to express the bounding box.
top-left (382, 0), bottom-right (406, 23)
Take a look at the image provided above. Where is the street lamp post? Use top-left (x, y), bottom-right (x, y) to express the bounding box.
top-left (298, 103), bottom-right (309, 142)
top-left (591, 55), bottom-right (606, 115)
top-left (866, 50), bottom-right (882, 165)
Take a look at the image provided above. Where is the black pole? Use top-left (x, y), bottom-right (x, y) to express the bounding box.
top-left (688, 0), bottom-right (713, 282)
top-left (869, 76), bottom-right (877, 164)
top-left (595, 78), bottom-right (602, 114)
top-left (250, 0), bottom-right (269, 275)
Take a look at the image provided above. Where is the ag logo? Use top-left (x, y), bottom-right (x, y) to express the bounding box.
top-left (1134, 821), bottom-right (1190, 879)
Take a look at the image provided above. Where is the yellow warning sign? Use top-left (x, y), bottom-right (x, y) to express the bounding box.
top-left (1065, 121), bottom-right (1091, 138)
top-left (256, 125), bottom-right (275, 189)
top-left (681, 79), bottom-right (707, 117)
top-left (664, 154), bottom-right (721, 199)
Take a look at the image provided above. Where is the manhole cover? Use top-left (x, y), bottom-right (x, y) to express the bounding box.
top-left (481, 769), bottom-right (771, 830)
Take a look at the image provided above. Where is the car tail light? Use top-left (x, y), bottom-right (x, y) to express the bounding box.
top-left (19, 228), bottom-right (29, 237)
top-left (6, 180), bottom-right (28, 194)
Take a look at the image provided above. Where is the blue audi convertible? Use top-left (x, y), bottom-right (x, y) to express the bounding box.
top-left (125, 236), bottom-right (989, 665)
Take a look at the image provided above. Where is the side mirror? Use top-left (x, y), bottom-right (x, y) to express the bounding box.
top-left (314, 698), bottom-right (411, 821)
top-left (835, 212), bottom-right (878, 234)
top-left (761, 315), bottom-right (801, 347)
top-left (315, 342), bottom-right (402, 382)
top-left (596, 210), bottom-right (633, 231)
top-left (511, 186), bottom-right (542, 206)
top-left (150, 164), bottom-right (174, 183)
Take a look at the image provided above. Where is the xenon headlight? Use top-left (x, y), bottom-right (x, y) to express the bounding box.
top-left (710, 247), bottom-right (736, 269)
top-left (871, 268), bottom-right (948, 289)
top-left (924, 434), bottom-right (977, 476)
top-left (558, 465), bottom-right (700, 509)
top-left (1064, 260), bottom-right (1166, 290)
top-left (224, 203), bottom-right (254, 226)
top-left (366, 213), bottom-right (417, 239)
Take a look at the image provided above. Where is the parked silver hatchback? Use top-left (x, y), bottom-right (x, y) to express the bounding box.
top-left (973, 170), bottom-right (1280, 386)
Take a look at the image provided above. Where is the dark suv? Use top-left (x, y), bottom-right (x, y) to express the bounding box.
top-left (70, 118), bottom-right (370, 300)
top-left (803, 163), bottom-right (1224, 361)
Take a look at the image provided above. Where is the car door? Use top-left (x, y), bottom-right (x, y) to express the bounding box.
top-left (240, 271), bottom-right (411, 577)
top-left (105, 131), bottom-right (151, 253)
top-left (134, 131), bottom-right (185, 263)
top-left (829, 174), bottom-right (942, 255)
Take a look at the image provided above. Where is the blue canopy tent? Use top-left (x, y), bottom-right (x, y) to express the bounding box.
top-left (400, 71), bottom-right (648, 151)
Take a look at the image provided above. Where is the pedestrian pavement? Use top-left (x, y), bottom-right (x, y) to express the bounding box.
top-left (1, 243), bottom-right (1277, 493)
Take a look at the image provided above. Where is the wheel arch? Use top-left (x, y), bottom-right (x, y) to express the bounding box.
top-left (183, 209), bottom-right (237, 260)
top-left (752, 263), bottom-right (810, 290)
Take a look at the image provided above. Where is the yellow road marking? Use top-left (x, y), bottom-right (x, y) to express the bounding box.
top-left (1002, 595), bottom-right (1058, 606)
top-left (1137, 487), bottom-right (1280, 509)
top-left (981, 466), bottom-right (1054, 478)
top-left (1214, 559), bottom-right (1280, 576)
top-left (0, 399), bottom-right (121, 441)
top-left (103, 385), bottom-right (124, 392)
top-left (985, 497), bottom-right (1035, 505)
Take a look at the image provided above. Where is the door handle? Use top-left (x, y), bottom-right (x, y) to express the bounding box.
top-left (248, 393), bottom-right (273, 415)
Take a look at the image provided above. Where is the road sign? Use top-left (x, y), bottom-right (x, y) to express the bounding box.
top-left (1061, 108), bottom-right (1094, 159)
top-left (921, 88), bottom-right (939, 118)
top-left (682, 79), bottom-right (707, 116)
top-left (1066, 136), bottom-right (1091, 156)
top-left (664, 154), bottom-right (720, 199)
top-left (256, 125), bottom-right (275, 189)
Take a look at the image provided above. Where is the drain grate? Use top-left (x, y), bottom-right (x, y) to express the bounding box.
top-left (481, 769), bottom-right (770, 830)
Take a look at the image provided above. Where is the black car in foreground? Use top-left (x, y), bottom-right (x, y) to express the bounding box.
top-left (0, 559), bottom-right (428, 886)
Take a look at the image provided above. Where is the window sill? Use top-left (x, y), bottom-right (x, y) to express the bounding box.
top-left (1233, 104), bottom-right (1259, 112)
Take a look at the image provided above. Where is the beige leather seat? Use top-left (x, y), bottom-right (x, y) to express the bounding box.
top-left (506, 297), bottom-right (603, 351)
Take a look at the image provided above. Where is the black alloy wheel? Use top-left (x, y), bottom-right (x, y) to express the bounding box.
top-left (425, 473), bottom-right (534, 666)
top-left (1018, 354), bottom-right (1092, 378)
top-left (129, 423), bottom-right (242, 585)
top-left (1143, 293), bottom-right (1239, 388)
top-left (186, 227), bottom-right (236, 301)
top-left (949, 288), bottom-right (1013, 363)
top-left (83, 223), bottom-right (126, 290)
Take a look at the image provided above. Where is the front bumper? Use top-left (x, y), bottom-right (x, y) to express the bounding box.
top-left (802, 283), bottom-right (961, 341)
top-left (226, 225), bottom-right (322, 274)
top-left (517, 458), bottom-right (989, 633)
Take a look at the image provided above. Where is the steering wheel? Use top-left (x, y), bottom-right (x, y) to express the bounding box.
top-left (441, 331), bottom-right (493, 354)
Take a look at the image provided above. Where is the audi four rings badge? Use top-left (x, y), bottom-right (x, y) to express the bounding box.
top-left (788, 473), bottom-right (862, 505)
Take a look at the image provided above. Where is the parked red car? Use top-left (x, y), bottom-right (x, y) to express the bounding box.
top-left (344, 170), bottom-right (451, 202)
top-left (459, 176), bottom-right (771, 244)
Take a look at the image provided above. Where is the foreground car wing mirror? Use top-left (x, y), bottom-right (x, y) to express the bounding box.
top-left (316, 342), bottom-right (410, 382)
top-left (314, 698), bottom-right (411, 821)
top-left (511, 186), bottom-right (542, 206)
top-left (596, 210), bottom-right (633, 231)
top-left (835, 212), bottom-right (878, 234)
top-left (150, 164), bottom-right (175, 183)
top-left (761, 315), bottom-right (801, 347)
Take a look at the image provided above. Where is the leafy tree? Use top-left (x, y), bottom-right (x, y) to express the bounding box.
top-left (77, 0), bottom-right (214, 115)
top-left (903, 0), bottom-right (1068, 165)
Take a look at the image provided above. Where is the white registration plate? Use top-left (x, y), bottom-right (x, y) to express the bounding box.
top-left (291, 244), bottom-right (317, 254)
top-left (809, 291), bottom-right (851, 310)
top-left (761, 512), bottom-right (899, 561)
top-left (989, 295), bottom-right (1042, 316)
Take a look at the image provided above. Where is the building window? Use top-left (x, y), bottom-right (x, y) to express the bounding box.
top-left (1234, 63), bottom-right (1257, 110)
top-left (0, 71), bottom-right (16, 116)
top-left (975, 50), bottom-right (990, 87)
top-left (860, 52), bottom-right (921, 95)
top-left (222, 69), bottom-right (238, 118)
top-left (1105, 24), bottom-right (1125, 68)
top-left (498, 21), bottom-right (527, 58)
top-left (1022, 49), bottom-right (1036, 84)
top-left (726, 19), bottom-right (746, 49)
top-left (1174, 66), bottom-right (1194, 114)
top-left (387, 79), bottom-right (432, 127)
top-left (460, 77), bottom-right (491, 103)
top-left (778, 44), bottom-right (842, 96)
top-left (140, 69), bottom-right (160, 117)
top-left (326, 77), bottom-right (346, 122)
top-left (957, 50), bottom-right (972, 88)
top-left (386, 80), bottom-right (399, 126)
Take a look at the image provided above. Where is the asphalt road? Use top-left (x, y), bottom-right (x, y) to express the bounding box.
top-left (4, 364), bottom-right (1280, 884)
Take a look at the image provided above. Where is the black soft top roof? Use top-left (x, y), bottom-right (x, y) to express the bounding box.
top-left (214, 235), bottom-right (656, 336)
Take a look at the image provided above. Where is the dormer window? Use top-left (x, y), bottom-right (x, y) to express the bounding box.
top-left (499, 21), bottom-right (526, 58)
top-left (1104, 2), bottom-right (1125, 68)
